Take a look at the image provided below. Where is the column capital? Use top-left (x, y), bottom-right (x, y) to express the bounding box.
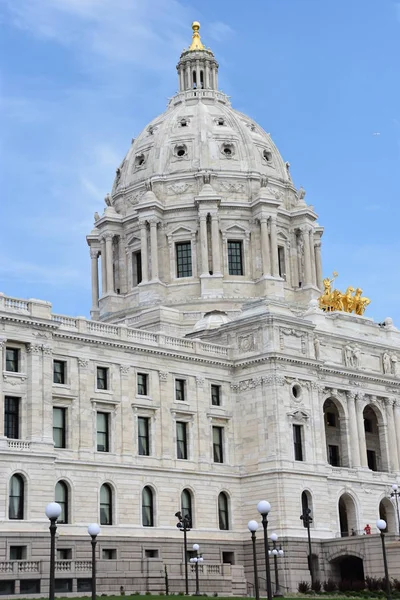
top-left (384, 396), bottom-right (395, 408)
top-left (148, 217), bottom-right (160, 226)
top-left (198, 214), bottom-right (207, 222)
top-left (346, 390), bottom-right (356, 402)
top-left (314, 240), bottom-right (322, 248)
top-left (139, 220), bottom-right (148, 230)
top-left (104, 232), bottom-right (114, 241)
top-left (90, 248), bottom-right (99, 259)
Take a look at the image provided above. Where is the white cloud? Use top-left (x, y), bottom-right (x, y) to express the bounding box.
top-left (207, 21), bottom-right (234, 43)
top-left (2, 0), bottom-right (190, 71)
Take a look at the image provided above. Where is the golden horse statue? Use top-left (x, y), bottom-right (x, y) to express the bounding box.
top-left (318, 274), bottom-right (370, 316)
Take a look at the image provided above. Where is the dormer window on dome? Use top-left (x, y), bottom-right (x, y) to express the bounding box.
top-left (221, 143), bottom-right (235, 158)
top-left (216, 117), bottom-right (225, 126)
top-left (174, 144), bottom-right (187, 158)
top-left (263, 149), bottom-right (272, 162)
top-left (134, 154), bottom-right (146, 168)
top-left (179, 118), bottom-right (189, 128)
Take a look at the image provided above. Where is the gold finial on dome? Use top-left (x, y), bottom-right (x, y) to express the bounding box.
top-left (189, 20), bottom-right (205, 51)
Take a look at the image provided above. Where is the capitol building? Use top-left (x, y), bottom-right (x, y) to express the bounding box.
top-left (1, 21), bottom-right (400, 596)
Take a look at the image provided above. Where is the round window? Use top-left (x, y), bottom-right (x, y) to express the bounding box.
top-left (291, 383), bottom-right (302, 400)
top-left (221, 143), bottom-right (234, 157)
top-left (175, 144), bottom-right (187, 158)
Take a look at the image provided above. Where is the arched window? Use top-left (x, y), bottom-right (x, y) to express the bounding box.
top-left (181, 489), bottom-right (193, 527)
top-left (142, 486), bottom-right (154, 527)
top-left (100, 484), bottom-right (112, 525)
top-left (55, 481), bottom-right (69, 524)
top-left (301, 491), bottom-right (313, 528)
top-left (9, 474), bottom-right (24, 520)
top-left (338, 493), bottom-right (357, 537)
top-left (218, 492), bottom-right (229, 530)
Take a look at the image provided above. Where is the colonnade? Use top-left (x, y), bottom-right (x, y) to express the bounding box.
top-left (298, 225), bottom-right (323, 288)
top-left (345, 392), bottom-right (400, 472)
top-left (178, 59), bottom-right (218, 92)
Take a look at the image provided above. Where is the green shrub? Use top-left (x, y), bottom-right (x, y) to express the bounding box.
top-left (323, 578), bottom-right (337, 592)
top-left (298, 581), bottom-right (311, 593)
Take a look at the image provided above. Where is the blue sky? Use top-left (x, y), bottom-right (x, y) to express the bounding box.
top-left (1, 0), bottom-right (400, 322)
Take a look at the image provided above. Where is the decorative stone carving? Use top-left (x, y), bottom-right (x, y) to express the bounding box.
top-left (238, 333), bottom-right (255, 353)
top-left (168, 182), bottom-right (192, 195)
top-left (3, 374), bottom-right (26, 385)
top-left (126, 190), bottom-right (144, 206)
top-left (158, 371), bottom-right (168, 382)
top-left (42, 345), bottom-right (53, 355)
top-left (343, 345), bottom-right (361, 368)
top-left (279, 328), bottom-right (306, 354)
top-left (287, 409), bottom-right (309, 423)
top-left (265, 187), bottom-right (283, 200)
top-left (196, 376), bottom-right (205, 387)
top-left (313, 337), bottom-right (320, 360)
top-left (78, 358), bottom-right (89, 368)
top-left (219, 181), bottom-right (245, 193)
top-left (234, 378), bottom-right (262, 391)
top-left (262, 374), bottom-right (285, 386)
top-left (26, 343), bottom-right (42, 354)
top-left (120, 365), bottom-right (130, 375)
top-left (383, 352), bottom-right (391, 374)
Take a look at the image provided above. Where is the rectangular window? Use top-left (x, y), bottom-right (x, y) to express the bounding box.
top-left (211, 384), bottom-right (221, 406)
top-left (228, 241), bottom-right (243, 275)
top-left (367, 449), bottom-right (377, 471)
top-left (57, 549), bottom-right (72, 560)
top-left (176, 242), bottom-right (192, 278)
top-left (137, 373), bottom-right (148, 396)
top-left (4, 397), bottom-right (19, 439)
top-left (213, 426), bottom-right (224, 463)
top-left (328, 444), bottom-right (340, 467)
top-left (10, 546), bottom-right (27, 560)
top-left (144, 549), bottom-right (159, 558)
top-left (53, 407), bottom-right (66, 449)
top-left (20, 581), bottom-right (40, 594)
top-left (133, 251), bottom-right (142, 286)
top-left (138, 416), bottom-right (150, 456)
top-left (176, 421), bottom-right (188, 460)
top-left (53, 360), bottom-right (66, 385)
top-left (102, 549), bottom-right (117, 559)
top-left (97, 412), bottom-right (109, 452)
top-left (175, 378), bottom-right (186, 401)
top-left (278, 246), bottom-right (286, 279)
top-left (5, 348), bottom-right (19, 373)
top-left (293, 424), bottom-right (304, 461)
top-left (96, 366), bottom-right (109, 390)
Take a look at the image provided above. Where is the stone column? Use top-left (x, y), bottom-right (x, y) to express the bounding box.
top-left (270, 217), bottom-right (279, 277)
top-left (105, 233), bottom-right (114, 293)
top-left (196, 59), bottom-right (201, 89)
top-left (41, 345), bottom-right (54, 444)
top-left (260, 217), bottom-right (271, 276)
top-left (385, 398), bottom-right (399, 472)
top-left (139, 220), bottom-right (149, 283)
top-left (0, 338), bottom-right (6, 439)
top-left (355, 394), bottom-right (368, 467)
top-left (309, 229), bottom-right (316, 286)
top-left (346, 392), bottom-right (361, 467)
top-left (149, 219), bottom-right (159, 281)
top-left (199, 215), bottom-right (209, 276)
top-left (26, 343), bottom-right (43, 441)
top-left (211, 66), bottom-right (216, 90)
top-left (100, 237), bottom-right (107, 296)
top-left (214, 68), bottom-right (218, 90)
top-left (302, 227), bottom-right (312, 286)
top-left (394, 399), bottom-right (400, 468)
top-left (90, 249), bottom-right (99, 310)
top-left (211, 214), bottom-right (221, 275)
top-left (179, 68), bottom-right (184, 92)
top-left (314, 240), bottom-right (323, 290)
top-left (205, 62), bottom-right (210, 89)
top-left (185, 63), bottom-right (191, 90)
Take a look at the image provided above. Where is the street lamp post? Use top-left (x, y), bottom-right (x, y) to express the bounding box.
top-left (300, 507), bottom-right (314, 588)
top-left (175, 511), bottom-right (191, 595)
top-left (390, 484), bottom-right (400, 536)
top-left (45, 502), bottom-right (62, 600)
top-left (189, 543), bottom-right (203, 596)
top-left (376, 519), bottom-right (392, 600)
top-left (248, 520), bottom-right (260, 600)
top-left (257, 500), bottom-right (273, 600)
top-left (270, 533), bottom-right (284, 597)
top-left (88, 523), bottom-right (101, 600)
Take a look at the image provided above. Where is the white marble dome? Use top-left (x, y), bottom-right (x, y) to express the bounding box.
top-left (193, 310), bottom-right (231, 332)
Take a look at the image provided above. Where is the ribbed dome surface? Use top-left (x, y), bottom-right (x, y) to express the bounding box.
top-left (110, 89), bottom-right (290, 214)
